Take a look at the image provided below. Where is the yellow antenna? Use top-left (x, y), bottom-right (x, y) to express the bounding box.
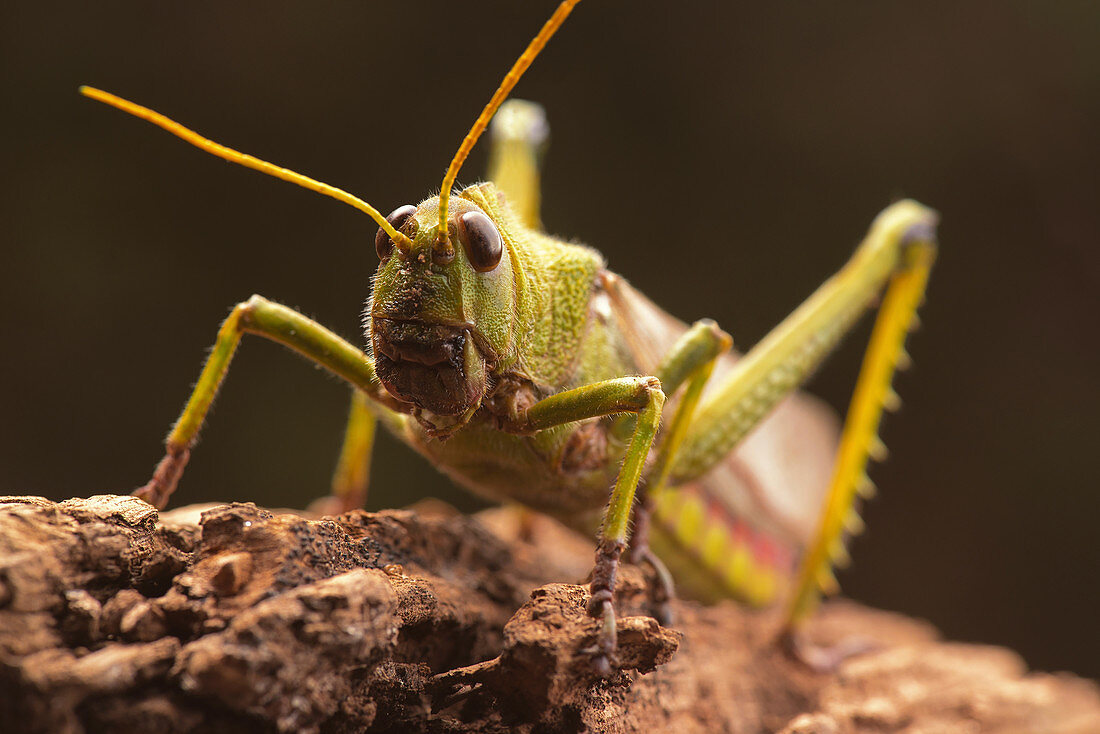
top-left (436, 0), bottom-right (582, 251)
top-left (80, 86), bottom-right (413, 250)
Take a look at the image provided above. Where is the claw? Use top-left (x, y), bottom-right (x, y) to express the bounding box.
top-left (133, 446), bottom-right (190, 509)
top-left (586, 537), bottom-right (625, 676)
top-left (305, 495), bottom-right (350, 517)
top-left (779, 628), bottom-right (877, 673)
top-left (581, 596), bottom-right (619, 677)
top-left (626, 496), bottom-right (677, 627)
top-left (637, 548), bottom-right (676, 627)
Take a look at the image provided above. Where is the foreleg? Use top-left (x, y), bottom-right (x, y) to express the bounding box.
top-left (136, 295), bottom-right (404, 509)
top-left (521, 376), bottom-right (666, 675)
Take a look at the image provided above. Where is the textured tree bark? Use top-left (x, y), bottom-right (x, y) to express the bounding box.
top-left (0, 494), bottom-right (1096, 733)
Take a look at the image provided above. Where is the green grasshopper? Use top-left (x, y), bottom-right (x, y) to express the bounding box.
top-left (82, 0), bottom-right (937, 675)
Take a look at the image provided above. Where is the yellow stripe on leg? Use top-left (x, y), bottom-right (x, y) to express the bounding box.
top-left (785, 243), bottom-right (936, 628)
top-left (330, 389), bottom-right (377, 511)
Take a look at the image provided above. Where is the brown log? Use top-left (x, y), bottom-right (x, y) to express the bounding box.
top-left (0, 494), bottom-right (1096, 733)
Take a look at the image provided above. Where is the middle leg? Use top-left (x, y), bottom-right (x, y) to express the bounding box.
top-left (623, 319), bottom-right (732, 624)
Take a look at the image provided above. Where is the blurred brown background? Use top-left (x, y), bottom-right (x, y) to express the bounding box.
top-left (2, 2), bottom-right (1097, 677)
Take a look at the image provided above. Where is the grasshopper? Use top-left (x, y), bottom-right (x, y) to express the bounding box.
top-left (82, 0), bottom-right (937, 674)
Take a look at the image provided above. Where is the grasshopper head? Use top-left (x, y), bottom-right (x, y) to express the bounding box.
top-left (81, 3), bottom-right (580, 433)
top-left (368, 185), bottom-right (515, 428)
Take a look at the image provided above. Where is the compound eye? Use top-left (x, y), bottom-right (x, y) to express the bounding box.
top-left (375, 204), bottom-right (417, 261)
top-left (456, 211), bottom-right (503, 272)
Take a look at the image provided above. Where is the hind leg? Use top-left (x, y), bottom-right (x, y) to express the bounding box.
top-left (664, 202), bottom-right (937, 651)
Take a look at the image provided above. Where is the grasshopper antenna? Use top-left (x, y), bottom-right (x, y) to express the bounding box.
top-left (79, 86), bottom-right (414, 251)
top-left (436, 0), bottom-right (581, 254)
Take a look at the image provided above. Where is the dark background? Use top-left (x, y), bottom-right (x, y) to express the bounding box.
top-left (2, 2), bottom-right (1097, 677)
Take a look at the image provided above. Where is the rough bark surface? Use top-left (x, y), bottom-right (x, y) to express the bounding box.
top-left (0, 494), bottom-right (1096, 733)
